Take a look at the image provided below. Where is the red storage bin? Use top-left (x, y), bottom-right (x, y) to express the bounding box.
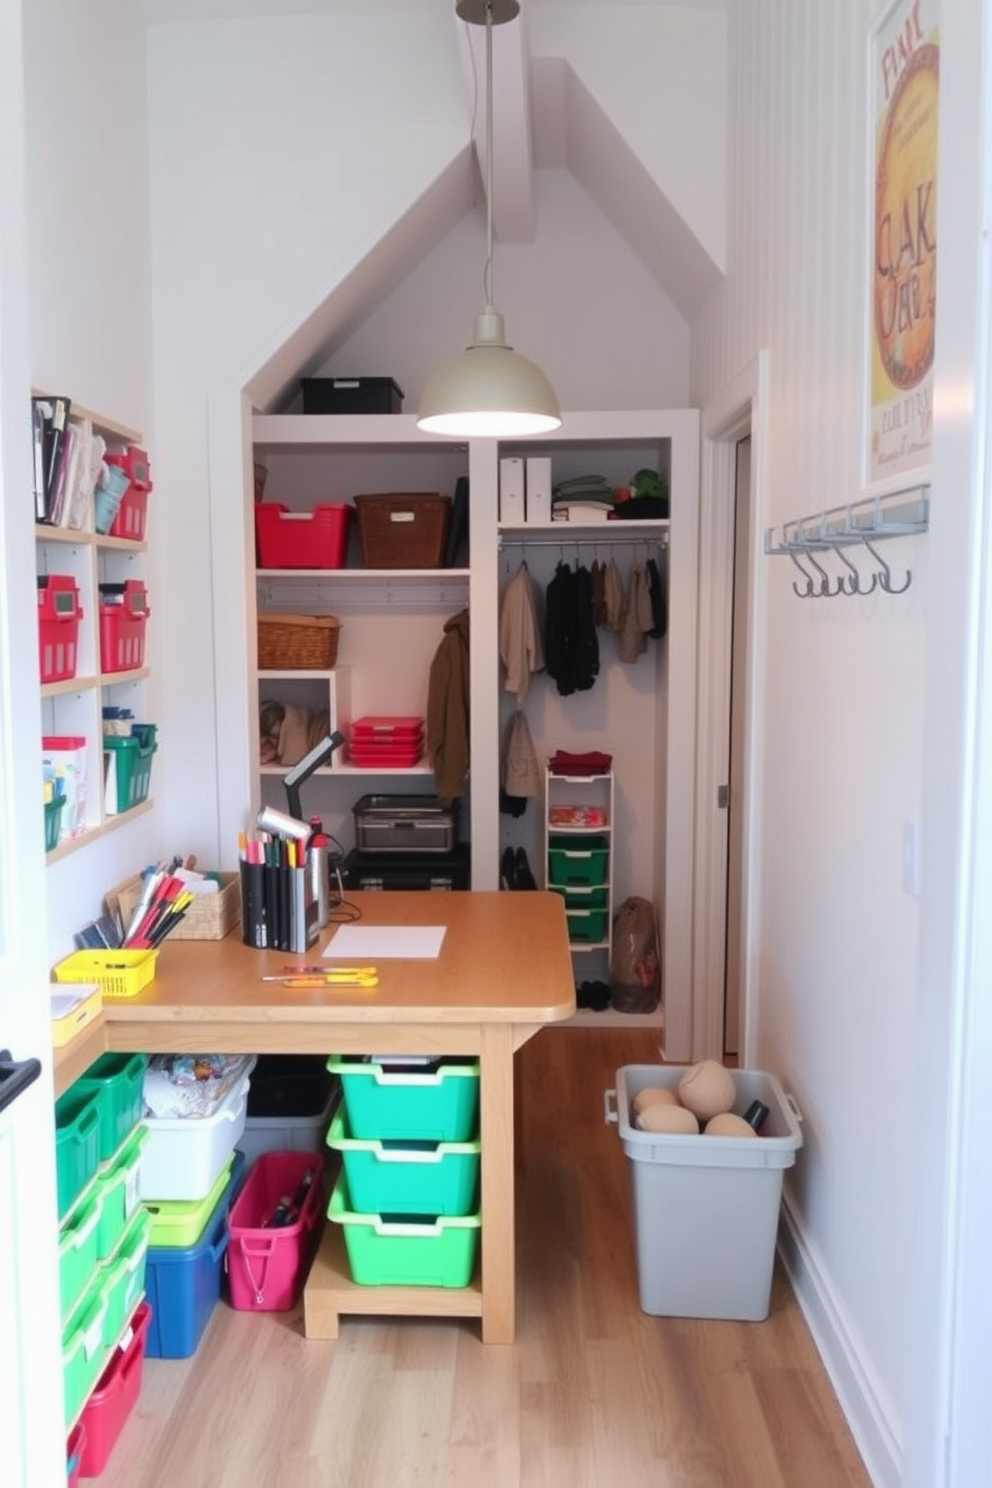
top-left (38, 575), bottom-right (82, 683)
top-left (255, 503), bottom-right (352, 569)
top-left (67, 1422), bottom-right (86, 1487)
top-left (78, 1300), bottom-right (152, 1478)
top-left (105, 447), bottom-right (152, 542)
top-left (99, 581), bottom-right (150, 673)
top-left (227, 1151), bottom-right (324, 1311)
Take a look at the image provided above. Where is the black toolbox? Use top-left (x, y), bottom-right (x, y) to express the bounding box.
top-left (352, 794), bottom-right (459, 855)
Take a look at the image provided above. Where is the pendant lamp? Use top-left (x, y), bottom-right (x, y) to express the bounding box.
top-left (416, 0), bottom-right (561, 437)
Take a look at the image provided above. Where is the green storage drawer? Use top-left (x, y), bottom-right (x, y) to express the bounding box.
top-left (55, 1085), bottom-right (102, 1219)
top-left (327, 1057), bottom-right (479, 1141)
top-left (326, 1106), bottom-right (480, 1216)
top-left (74, 1052), bottom-right (148, 1163)
top-left (328, 1172), bottom-right (480, 1288)
top-left (98, 1206), bottom-right (152, 1348)
top-left (94, 1123), bottom-right (149, 1260)
top-left (59, 1181), bottom-right (103, 1321)
top-left (548, 882), bottom-right (609, 912)
top-left (566, 907), bottom-right (609, 943)
top-left (547, 835), bottom-right (609, 887)
top-left (62, 1280), bottom-right (109, 1429)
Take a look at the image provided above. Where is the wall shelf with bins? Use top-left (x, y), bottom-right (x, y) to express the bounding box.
top-left (35, 401), bottom-right (154, 860)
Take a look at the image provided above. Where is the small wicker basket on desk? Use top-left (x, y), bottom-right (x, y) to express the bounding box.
top-left (257, 613), bottom-right (341, 670)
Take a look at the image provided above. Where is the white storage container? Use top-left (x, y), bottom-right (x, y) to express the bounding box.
top-left (139, 1074), bottom-right (251, 1203)
top-left (605, 1064), bottom-right (803, 1322)
top-left (239, 1080), bottom-right (339, 1169)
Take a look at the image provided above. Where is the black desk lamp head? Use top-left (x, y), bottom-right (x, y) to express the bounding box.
top-left (282, 732), bottom-right (345, 821)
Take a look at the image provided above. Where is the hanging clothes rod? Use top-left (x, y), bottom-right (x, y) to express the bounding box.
top-left (498, 531), bottom-right (668, 549)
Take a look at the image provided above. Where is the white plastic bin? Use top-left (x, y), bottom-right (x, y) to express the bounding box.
top-left (606, 1065), bottom-right (803, 1321)
top-left (140, 1075), bottom-right (251, 1203)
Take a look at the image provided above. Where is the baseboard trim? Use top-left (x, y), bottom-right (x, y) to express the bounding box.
top-left (777, 1197), bottom-right (902, 1488)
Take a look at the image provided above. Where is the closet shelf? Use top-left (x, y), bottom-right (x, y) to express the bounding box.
top-left (764, 483), bottom-right (929, 556)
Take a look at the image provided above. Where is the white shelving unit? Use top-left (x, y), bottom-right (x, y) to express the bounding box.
top-left (545, 763), bottom-right (614, 969)
top-left (249, 409), bottom-right (700, 1046)
top-left (36, 402), bottom-right (153, 862)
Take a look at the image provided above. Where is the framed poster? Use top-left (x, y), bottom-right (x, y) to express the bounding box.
top-left (866, 0), bottom-right (939, 490)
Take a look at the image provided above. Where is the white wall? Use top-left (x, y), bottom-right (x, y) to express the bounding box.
top-left (145, 11), bottom-right (698, 863)
top-left (20, 0), bottom-right (159, 962)
top-left (691, 2), bottom-right (981, 1484)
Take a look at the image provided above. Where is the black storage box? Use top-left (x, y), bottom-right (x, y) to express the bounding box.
top-left (301, 377), bottom-right (404, 415)
top-left (352, 793), bottom-right (460, 854)
top-left (342, 845), bottom-right (471, 891)
top-left (247, 1056), bottom-right (339, 1119)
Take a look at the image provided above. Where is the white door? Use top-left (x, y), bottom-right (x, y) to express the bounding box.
top-left (0, 4), bottom-right (69, 1473)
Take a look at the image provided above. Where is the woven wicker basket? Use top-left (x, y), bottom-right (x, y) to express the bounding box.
top-left (354, 493), bottom-right (451, 569)
top-left (257, 613), bottom-right (340, 670)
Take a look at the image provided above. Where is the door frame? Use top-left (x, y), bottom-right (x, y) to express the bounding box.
top-left (692, 351), bottom-right (770, 1065)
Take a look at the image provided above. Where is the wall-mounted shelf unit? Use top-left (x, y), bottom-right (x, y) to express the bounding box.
top-left (35, 400), bottom-right (154, 860)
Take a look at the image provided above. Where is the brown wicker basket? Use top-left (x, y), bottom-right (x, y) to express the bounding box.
top-left (354, 493), bottom-right (451, 569)
top-left (257, 613), bottom-right (340, 670)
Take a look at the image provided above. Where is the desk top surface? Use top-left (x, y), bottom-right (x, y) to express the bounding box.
top-left (104, 890), bottom-right (576, 1028)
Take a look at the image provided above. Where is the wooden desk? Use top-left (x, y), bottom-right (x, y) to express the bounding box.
top-left (96, 890), bottom-right (575, 1343)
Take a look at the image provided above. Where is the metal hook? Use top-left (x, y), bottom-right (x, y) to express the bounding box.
top-left (863, 537), bottom-right (911, 594)
top-left (803, 547), bottom-right (840, 597)
top-left (788, 549), bottom-right (815, 598)
top-left (833, 543), bottom-right (876, 596)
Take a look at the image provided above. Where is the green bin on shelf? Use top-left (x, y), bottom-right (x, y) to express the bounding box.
top-left (104, 724), bottom-right (157, 814)
top-left (44, 795), bottom-right (65, 851)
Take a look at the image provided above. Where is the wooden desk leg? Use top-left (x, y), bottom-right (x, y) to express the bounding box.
top-left (479, 1023), bottom-right (516, 1344)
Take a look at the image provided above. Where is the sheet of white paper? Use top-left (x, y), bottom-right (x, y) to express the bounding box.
top-left (324, 924), bottom-right (446, 960)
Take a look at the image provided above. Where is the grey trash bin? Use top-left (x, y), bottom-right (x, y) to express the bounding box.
top-left (606, 1064), bottom-right (803, 1321)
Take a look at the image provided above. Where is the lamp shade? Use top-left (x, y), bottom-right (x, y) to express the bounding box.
top-left (417, 308), bottom-right (561, 438)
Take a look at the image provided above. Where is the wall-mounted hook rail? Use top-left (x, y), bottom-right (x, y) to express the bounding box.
top-left (764, 483), bottom-right (928, 597)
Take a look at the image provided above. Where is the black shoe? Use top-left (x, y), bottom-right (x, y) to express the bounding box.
top-left (500, 846), bottom-right (516, 890)
top-left (514, 847), bottom-right (537, 890)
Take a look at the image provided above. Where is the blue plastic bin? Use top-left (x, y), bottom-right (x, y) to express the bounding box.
top-left (143, 1151), bottom-right (244, 1358)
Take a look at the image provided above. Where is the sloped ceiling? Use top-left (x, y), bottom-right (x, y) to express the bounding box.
top-left (225, 3), bottom-right (724, 409)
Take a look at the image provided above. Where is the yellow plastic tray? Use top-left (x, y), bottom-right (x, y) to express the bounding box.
top-left (53, 949), bottom-right (158, 1000)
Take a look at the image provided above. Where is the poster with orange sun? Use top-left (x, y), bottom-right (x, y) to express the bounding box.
top-left (867, 0), bottom-right (939, 488)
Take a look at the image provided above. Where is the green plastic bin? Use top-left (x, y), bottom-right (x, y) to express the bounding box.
top-left (547, 834), bottom-right (609, 886)
top-left (44, 795), bottom-right (65, 851)
top-left (327, 1057), bottom-right (479, 1141)
top-left (104, 724), bottom-right (157, 813)
top-left (62, 1279), bottom-right (108, 1429)
top-left (328, 1171), bottom-right (480, 1288)
top-left (55, 1085), bottom-right (102, 1219)
top-left (59, 1181), bottom-right (104, 1320)
top-left (143, 1150), bottom-right (238, 1248)
top-left (98, 1206), bottom-right (152, 1348)
top-left (74, 1052), bottom-right (147, 1163)
top-left (326, 1106), bottom-right (480, 1216)
top-left (566, 907), bottom-right (609, 943)
top-left (94, 1123), bottom-right (149, 1260)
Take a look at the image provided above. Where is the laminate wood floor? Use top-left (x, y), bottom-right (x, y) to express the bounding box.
top-left (98, 1028), bottom-right (871, 1488)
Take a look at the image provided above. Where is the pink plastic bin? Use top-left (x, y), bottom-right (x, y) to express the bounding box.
top-left (226, 1151), bottom-right (324, 1312)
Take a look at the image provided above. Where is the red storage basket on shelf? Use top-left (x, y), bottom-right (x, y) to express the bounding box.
top-left (255, 503), bottom-right (352, 569)
top-left (99, 581), bottom-right (150, 673)
top-left (104, 446), bottom-right (152, 542)
top-left (38, 575), bottom-right (82, 683)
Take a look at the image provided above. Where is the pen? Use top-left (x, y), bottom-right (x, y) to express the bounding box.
top-left (258, 966), bottom-right (377, 981)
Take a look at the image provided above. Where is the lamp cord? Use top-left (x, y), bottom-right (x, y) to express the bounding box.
top-left (484, 0), bottom-right (494, 311)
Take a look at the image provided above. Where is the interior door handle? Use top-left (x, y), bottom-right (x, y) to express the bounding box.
top-left (0, 1048), bottom-right (42, 1116)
